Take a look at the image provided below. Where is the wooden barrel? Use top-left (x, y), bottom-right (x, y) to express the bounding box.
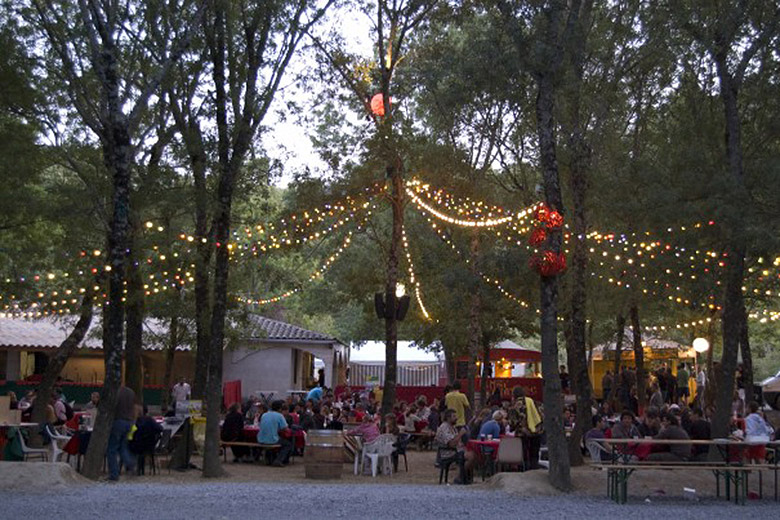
top-left (305, 430), bottom-right (344, 479)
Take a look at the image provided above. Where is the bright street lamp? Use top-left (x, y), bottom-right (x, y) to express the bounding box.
top-left (693, 337), bottom-right (710, 353)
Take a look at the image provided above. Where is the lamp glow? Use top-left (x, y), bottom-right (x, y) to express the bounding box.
top-left (693, 337), bottom-right (710, 353)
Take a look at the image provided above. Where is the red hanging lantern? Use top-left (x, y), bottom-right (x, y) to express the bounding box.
top-left (528, 228), bottom-right (547, 246)
top-left (370, 93), bottom-right (389, 117)
top-left (545, 210), bottom-right (564, 230)
top-left (529, 251), bottom-right (567, 277)
top-left (534, 203), bottom-right (549, 223)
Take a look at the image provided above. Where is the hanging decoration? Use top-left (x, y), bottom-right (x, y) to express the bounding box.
top-left (528, 228), bottom-right (547, 247)
top-left (528, 251), bottom-right (567, 277)
top-left (370, 93), bottom-right (388, 117)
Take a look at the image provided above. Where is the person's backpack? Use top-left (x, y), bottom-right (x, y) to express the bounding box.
top-left (63, 400), bottom-right (75, 421)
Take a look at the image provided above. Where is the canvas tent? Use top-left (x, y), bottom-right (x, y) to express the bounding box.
top-left (348, 341), bottom-right (442, 386)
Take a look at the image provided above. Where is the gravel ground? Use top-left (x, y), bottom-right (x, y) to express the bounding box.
top-left (1, 481), bottom-right (778, 520)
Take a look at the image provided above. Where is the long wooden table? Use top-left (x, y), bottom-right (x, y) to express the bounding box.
top-left (598, 438), bottom-right (780, 505)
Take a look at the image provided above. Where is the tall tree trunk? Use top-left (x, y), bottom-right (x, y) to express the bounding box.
top-left (380, 160), bottom-right (404, 417)
top-left (82, 111), bottom-right (134, 481)
top-left (191, 141), bottom-right (212, 400)
top-left (30, 295), bottom-right (93, 430)
top-left (161, 315), bottom-right (179, 413)
top-left (739, 300), bottom-right (754, 406)
top-left (535, 24), bottom-right (571, 493)
top-left (608, 313), bottom-right (626, 407)
top-left (466, 232), bottom-right (481, 409)
top-left (629, 304), bottom-right (646, 412)
top-left (124, 223), bottom-right (145, 403)
top-left (711, 51), bottom-right (748, 441)
top-left (480, 339), bottom-right (491, 405)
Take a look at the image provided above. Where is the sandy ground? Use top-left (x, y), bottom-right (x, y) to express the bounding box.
top-left (2, 447), bottom-right (776, 502)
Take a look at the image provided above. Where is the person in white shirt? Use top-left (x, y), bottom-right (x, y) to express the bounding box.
top-left (171, 377), bottom-right (191, 412)
top-left (696, 368), bottom-right (707, 403)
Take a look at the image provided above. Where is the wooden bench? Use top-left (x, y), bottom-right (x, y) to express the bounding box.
top-left (598, 438), bottom-right (780, 505)
top-left (219, 441), bottom-right (283, 464)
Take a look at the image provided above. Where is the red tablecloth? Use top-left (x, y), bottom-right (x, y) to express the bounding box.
top-left (242, 426), bottom-right (305, 450)
top-left (65, 412), bottom-right (89, 430)
top-left (466, 439), bottom-right (500, 460)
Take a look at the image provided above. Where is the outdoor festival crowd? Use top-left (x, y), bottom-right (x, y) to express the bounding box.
top-left (3, 361), bottom-right (775, 485)
top-left (580, 362), bottom-right (775, 464)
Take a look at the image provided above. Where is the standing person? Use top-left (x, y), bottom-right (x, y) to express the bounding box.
top-left (649, 383), bottom-right (663, 410)
top-left (317, 368), bottom-right (325, 388)
top-left (444, 381), bottom-right (470, 428)
top-left (507, 386), bottom-right (543, 470)
top-left (601, 370), bottom-right (613, 403)
top-left (107, 386), bottom-right (137, 481)
top-left (171, 377), bottom-right (191, 414)
top-left (676, 363), bottom-right (690, 404)
top-left (656, 367), bottom-right (668, 403)
top-left (559, 365), bottom-right (570, 394)
top-left (258, 400), bottom-right (293, 466)
top-left (695, 367), bottom-right (707, 405)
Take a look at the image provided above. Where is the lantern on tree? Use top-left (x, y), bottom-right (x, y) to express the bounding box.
top-left (544, 210), bottom-right (564, 229)
top-left (534, 203), bottom-right (549, 223)
top-left (528, 250), bottom-right (567, 277)
top-left (370, 93), bottom-right (389, 117)
top-left (528, 228), bottom-right (547, 246)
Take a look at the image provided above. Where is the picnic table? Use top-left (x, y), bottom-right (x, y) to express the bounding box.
top-left (598, 438), bottom-right (780, 505)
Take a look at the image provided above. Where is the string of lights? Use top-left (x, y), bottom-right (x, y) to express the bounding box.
top-left (401, 224), bottom-right (431, 321)
top-left (235, 206), bottom-right (375, 306)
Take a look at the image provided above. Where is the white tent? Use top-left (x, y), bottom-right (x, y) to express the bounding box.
top-left (348, 341), bottom-right (442, 386)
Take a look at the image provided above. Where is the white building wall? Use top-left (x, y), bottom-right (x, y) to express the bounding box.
top-left (223, 344), bottom-right (293, 398)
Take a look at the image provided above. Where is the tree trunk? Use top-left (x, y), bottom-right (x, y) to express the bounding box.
top-left (161, 315), bottom-right (179, 413)
top-left (711, 53), bottom-right (747, 441)
top-left (30, 295), bottom-right (93, 431)
top-left (82, 106), bottom-right (134, 481)
top-left (191, 137), bottom-right (212, 400)
top-left (535, 30), bottom-right (571, 493)
top-left (466, 232), bottom-right (481, 409)
top-left (608, 313), bottom-right (626, 407)
top-left (124, 225), bottom-right (145, 403)
top-left (480, 340), bottom-right (491, 405)
top-left (739, 303), bottom-right (754, 406)
top-left (380, 162), bottom-right (404, 418)
top-left (629, 304), bottom-right (646, 412)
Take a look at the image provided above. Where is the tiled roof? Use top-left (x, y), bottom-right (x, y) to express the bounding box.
top-left (0, 316), bottom-right (185, 351)
top-left (245, 314), bottom-right (340, 343)
top-left (0, 314), bottom-right (340, 350)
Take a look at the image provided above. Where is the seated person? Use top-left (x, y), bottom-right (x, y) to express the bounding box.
top-left (221, 402), bottom-right (249, 462)
top-left (346, 414), bottom-right (381, 444)
top-left (312, 405), bottom-right (326, 430)
top-left (584, 415), bottom-right (611, 461)
top-left (327, 408), bottom-right (344, 431)
top-left (258, 400), bottom-right (293, 466)
top-left (647, 412), bottom-right (690, 462)
top-left (130, 404), bottom-right (164, 473)
top-left (478, 410), bottom-right (504, 439)
top-left (85, 392), bottom-right (100, 411)
top-left (637, 407), bottom-right (660, 437)
top-left (610, 411), bottom-right (640, 439)
top-left (744, 401), bottom-right (775, 463)
top-left (435, 409), bottom-right (475, 484)
top-left (687, 407), bottom-right (711, 461)
top-left (403, 405), bottom-right (422, 433)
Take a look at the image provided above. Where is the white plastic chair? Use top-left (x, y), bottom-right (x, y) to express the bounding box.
top-left (46, 424), bottom-right (72, 463)
top-left (586, 438), bottom-right (610, 463)
top-left (18, 429), bottom-right (49, 461)
top-left (358, 434), bottom-right (396, 477)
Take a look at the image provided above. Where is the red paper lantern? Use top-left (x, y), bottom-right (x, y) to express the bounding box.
top-left (370, 93), bottom-right (389, 116)
top-left (535, 203), bottom-right (549, 223)
top-left (528, 228), bottom-right (547, 246)
top-left (528, 251), bottom-right (567, 277)
top-left (545, 210), bottom-right (564, 229)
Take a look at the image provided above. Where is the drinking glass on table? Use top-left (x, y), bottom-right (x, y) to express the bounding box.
top-left (487, 434), bottom-right (493, 441)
